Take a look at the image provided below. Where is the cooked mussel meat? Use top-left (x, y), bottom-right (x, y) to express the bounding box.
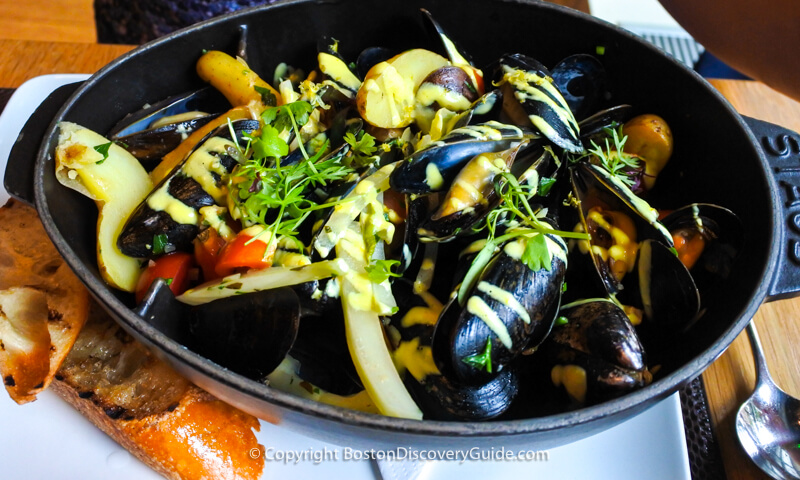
top-left (389, 121), bottom-right (536, 194)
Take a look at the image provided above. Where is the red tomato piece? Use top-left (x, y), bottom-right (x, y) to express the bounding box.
top-left (135, 252), bottom-right (194, 303)
top-left (194, 228), bottom-right (227, 282)
top-left (214, 233), bottom-right (276, 278)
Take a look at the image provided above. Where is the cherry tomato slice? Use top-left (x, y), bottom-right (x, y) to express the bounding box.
top-left (214, 233), bottom-right (276, 278)
top-left (194, 228), bottom-right (226, 282)
top-left (135, 252), bottom-right (194, 303)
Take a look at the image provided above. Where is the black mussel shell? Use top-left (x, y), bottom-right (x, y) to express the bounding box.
top-left (569, 161), bottom-right (673, 296)
top-left (355, 46), bottom-right (397, 79)
top-left (108, 87), bottom-right (230, 138)
top-left (497, 53), bottom-right (583, 153)
top-left (637, 238), bottom-right (700, 328)
top-left (544, 299), bottom-right (649, 404)
top-left (406, 369), bottom-right (519, 421)
top-left (114, 114), bottom-right (220, 168)
top-left (187, 287), bottom-right (301, 381)
top-left (450, 89), bottom-right (505, 130)
top-left (117, 119), bottom-right (258, 258)
top-left (420, 8), bottom-right (475, 67)
top-left (390, 121), bottom-right (536, 194)
top-left (417, 142), bottom-right (527, 243)
top-left (660, 203), bottom-right (743, 293)
top-left (552, 299), bottom-right (646, 371)
top-left (432, 234), bottom-right (567, 385)
top-left (578, 104), bottom-right (633, 144)
top-left (551, 54), bottom-right (607, 122)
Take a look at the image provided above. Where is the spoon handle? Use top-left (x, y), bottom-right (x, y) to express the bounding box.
top-left (746, 321), bottom-right (776, 387)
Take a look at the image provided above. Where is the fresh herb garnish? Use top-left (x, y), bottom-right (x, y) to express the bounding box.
top-left (152, 233), bottom-right (169, 255)
top-left (93, 142), bottom-right (112, 164)
top-left (538, 176), bottom-right (557, 196)
top-left (164, 278), bottom-right (174, 286)
top-left (462, 338), bottom-right (493, 373)
top-left (555, 316), bottom-right (569, 326)
top-left (254, 85), bottom-right (278, 107)
top-left (581, 125), bottom-right (641, 187)
top-left (364, 259), bottom-right (401, 283)
top-left (230, 100), bottom-right (357, 250)
top-left (521, 234), bottom-right (553, 272)
top-left (343, 131), bottom-right (378, 167)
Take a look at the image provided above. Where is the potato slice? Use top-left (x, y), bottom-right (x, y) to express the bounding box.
top-left (356, 49), bottom-right (449, 128)
top-left (196, 50), bottom-right (281, 110)
top-left (55, 122), bottom-right (154, 291)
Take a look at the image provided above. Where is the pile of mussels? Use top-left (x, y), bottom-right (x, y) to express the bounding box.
top-left (103, 10), bottom-right (742, 421)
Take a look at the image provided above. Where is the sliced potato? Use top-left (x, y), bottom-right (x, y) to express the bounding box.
top-left (196, 50), bottom-right (281, 110)
top-left (55, 122), bottom-right (154, 291)
top-left (356, 49), bottom-right (449, 128)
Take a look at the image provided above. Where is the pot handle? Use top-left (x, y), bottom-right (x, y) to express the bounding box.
top-left (3, 82), bottom-right (83, 205)
top-left (744, 116), bottom-right (800, 301)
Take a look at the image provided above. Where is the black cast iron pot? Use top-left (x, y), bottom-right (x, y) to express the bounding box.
top-left (7, 0), bottom-right (800, 450)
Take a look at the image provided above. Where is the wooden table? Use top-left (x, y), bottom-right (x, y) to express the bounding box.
top-left (2, 38), bottom-right (800, 479)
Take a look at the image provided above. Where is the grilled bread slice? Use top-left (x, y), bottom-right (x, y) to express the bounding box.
top-left (0, 199), bottom-right (89, 403)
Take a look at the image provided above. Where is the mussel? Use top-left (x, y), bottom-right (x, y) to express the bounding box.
top-left (389, 121), bottom-right (537, 194)
top-left (117, 118), bottom-right (259, 258)
top-left (551, 54), bottom-right (607, 122)
top-left (432, 231), bottom-right (568, 385)
top-left (567, 161), bottom-right (700, 328)
top-left (391, 279), bottom-right (519, 420)
top-left (497, 53), bottom-right (583, 153)
top-left (544, 299), bottom-right (650, 405)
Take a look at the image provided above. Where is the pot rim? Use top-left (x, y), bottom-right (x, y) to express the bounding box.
top-left (32, 0), bottom-right (778, 438)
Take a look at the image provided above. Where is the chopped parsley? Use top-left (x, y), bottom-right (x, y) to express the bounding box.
top-left (93, 142), bottom-right (112, 164)
top-left (343, 131), bottom-right (378, 167)
top-left (151, 233), bottom-right (170, 255)
top-left (538, 176), bottom-right (557, 196)
top-left (254, 85), bottom-right (278, 107)
top-left (462, 338), bottom-right (493, 373)
top-left (364, 259), bottom-right (401, 283)
top-left (555, 316), bottom-right (569, 326)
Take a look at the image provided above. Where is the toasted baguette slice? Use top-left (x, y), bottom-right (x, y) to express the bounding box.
top-left (53, 306), bottom-right (266, 480)
top-left (0, 200), bottom-right (89, 403)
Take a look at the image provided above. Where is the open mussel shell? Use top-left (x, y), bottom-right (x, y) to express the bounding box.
top-left (136, 280), bottom-right (301, 382)
top-left (551, 54), bottom-right (607, 122)
top-left (543, 299), bottom-right (650, 405)
top-left (417, 143), bottom-right (527, 242)
top-left (355, 46), bottom-right (396, 79)
top-left (186, 287), bottom-right (301, 381)
top-left (569, 161), bottom-right (673, 296)
top-left (390, 121), bottom-right (536, 194)
top-left (578, 104), bottom-right (633, 145)
top-left (117, 118), bottom-right (258, 258)
top-left (108, 87), bottom-right (230, 138)
top-left (432, 233), bottom-right (567, 385)
top-left (113, 113), bottom-right (221, 168)
top-left (660, 203), bottom-right (743, 288)
top-left (419, 8), bottom-right (474, 67)
top-left (497, 53), bottom-right (583, 153)
top-left (637, 238), bottom-right (701, 328)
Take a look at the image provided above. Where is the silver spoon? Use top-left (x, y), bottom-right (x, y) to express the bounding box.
top-left (736, 321), bottom-right (800, 480)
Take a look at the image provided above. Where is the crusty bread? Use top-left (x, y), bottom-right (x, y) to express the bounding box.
top-left (52, 307), bottom-right (266, 480)
top-left (0, 201), bottom-right (266, 479)
top-left (0, 199), bottom-right (89, 403)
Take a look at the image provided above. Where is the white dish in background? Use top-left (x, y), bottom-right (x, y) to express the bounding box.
top-left (0, 75), bottom-right (691, 480)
